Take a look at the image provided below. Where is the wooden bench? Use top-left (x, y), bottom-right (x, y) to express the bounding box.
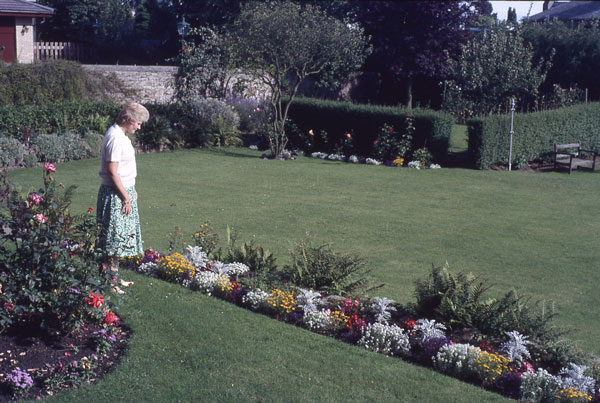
top-left (553, 142), bottom-right (598, 174)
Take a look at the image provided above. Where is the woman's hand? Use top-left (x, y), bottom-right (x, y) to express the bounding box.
top-left (121, 198), bottom-right (132, 216)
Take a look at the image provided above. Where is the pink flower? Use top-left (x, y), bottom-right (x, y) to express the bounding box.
top-left (34, 214), bottom-right (48, 223)
top-left (88, 206), bottom-right (93, 213)
top-left (521, 362), bottom-right (535, 373)
top-left (346, 133), bottom-right (352, 139)
top-left (44, 162), bottom-right (56, 172)
top-left (29, 193), bottom-right (42, 206)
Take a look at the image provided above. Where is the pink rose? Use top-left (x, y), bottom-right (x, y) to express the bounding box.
top-left (44, 163), bottom-right (56, 172)
top-left (34, 214), bottom-right (48, 223)
top-left (346, 133), bottom-right (352, 139)
top-left (29, 193), bottom-right (42, 206)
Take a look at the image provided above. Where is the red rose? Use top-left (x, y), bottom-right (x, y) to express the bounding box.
top-left (388, 126), bottom-right (393, 132)
top-left (103, 312), bottom-right (120, 325)
top-left (85, 292), bottom-right (104, 308)
top-left (88, 207), bottom-right (93, 213)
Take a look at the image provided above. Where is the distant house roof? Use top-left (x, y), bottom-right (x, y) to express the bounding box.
top-left (528, 1), bottom-right (600, 22)
top-left (0, 0), bottom-right (54, 17)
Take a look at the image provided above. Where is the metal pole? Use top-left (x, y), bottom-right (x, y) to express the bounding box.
top-left (508, 98), bottom-right (515, 171)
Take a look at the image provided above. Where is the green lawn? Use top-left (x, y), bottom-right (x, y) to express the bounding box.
top-left (8, 147), bottom-right (599, 402)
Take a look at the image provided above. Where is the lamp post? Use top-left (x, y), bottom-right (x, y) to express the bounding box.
top-left (508, 98), bottom-right (515, 171)
top-left (176, 16), bottom-right (190, 43)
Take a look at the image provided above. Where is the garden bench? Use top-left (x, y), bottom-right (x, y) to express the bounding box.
top-left (553, 142), bottom-right (598, 174)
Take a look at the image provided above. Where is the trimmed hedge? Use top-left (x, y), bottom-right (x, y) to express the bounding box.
top-left (286, 97), bottom-right (454, 159)
top-left (468, 102), bottom-right (600, 169)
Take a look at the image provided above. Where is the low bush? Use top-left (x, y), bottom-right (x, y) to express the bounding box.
top-left (467, 102), bottom-right (600, 169)
top-left (0, 137), bottom-right (25, 167)
top-left (286, 97), bottom-right (453, 160)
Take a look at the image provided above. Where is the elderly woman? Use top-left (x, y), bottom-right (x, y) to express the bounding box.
top-left (97, 102), bottom-right (149, 293)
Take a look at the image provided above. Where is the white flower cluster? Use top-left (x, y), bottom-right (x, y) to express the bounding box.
top-left (242, 288), bottom-right (270, 310)
top-left (414, 319), bottom-right (446, 344)
top-left (296, 289), bottom-right (321, 313)
top-left (358, 323), bottom-right (410, 357)
top-left (433, 343), bottom-right (482, 380)
top-left (249, 145), bottom-right (258, 150)
top-left (348, 155), bottom-right (360, 163)
top-left (188, 271), bottom-right (220, 295)
top-left (520, 368), bottom-right (562, 402)
top-left (559, 363), bottom-right (596, 395)
top-left (311, 152), bottom-right (329, 159)
top-left (428, 163), bottom-right (441, 169)
top-left (499, 330), bottom-right (531, 365)
top-left (303, 310), bottom-right (335, 331)
top-left (371, 297), bottom-right (396, 324)
top-left (365, 158), bottom-right (381, 166)
top-left (184, 245), bottom-right (209, 269)
top-left (225, 262), bottom-right (250, 277)
top-left (327, 153), bottom-right (344, 161)
top-left (137, 262), bottom-right (159, 277)
top-left (407, 161), bottom-right (421, 169)
top-left (208, 261), bottom-right (230, 276)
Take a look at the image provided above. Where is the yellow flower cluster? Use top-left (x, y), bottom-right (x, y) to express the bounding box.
top-left (329, 310), bottom-right (349, 324)
top-left (158, 253), bottom-right (196, 282)
top-left (556, 388), bottom-right (592, 402)
top-left (393, 157), bottom-right (405, 167)
top-left (216, 275), bottom-right (233, 293)
top-left (122, 254), bottom-right (143, 267)
top-left (266, 289), bottom-right (296, 314)
top-left (474, 351), bottom-right (511, 384)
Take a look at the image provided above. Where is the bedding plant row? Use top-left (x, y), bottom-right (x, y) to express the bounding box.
top-left (0, 166), bottom-right (128, 400)
top-left (121, 225), bottom-right (600, 402)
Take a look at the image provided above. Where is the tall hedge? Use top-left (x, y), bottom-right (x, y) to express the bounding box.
top-left (467, 102), bottom-right (600, 169)
top-left (286, 97), bottom-right (454, 159)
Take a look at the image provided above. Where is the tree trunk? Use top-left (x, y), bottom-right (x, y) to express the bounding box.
top-left (406, 78), bottom-right (413, 111)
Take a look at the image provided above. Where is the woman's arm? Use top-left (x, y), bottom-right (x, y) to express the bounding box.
top-left (107, 161), bottom-right (132, 216)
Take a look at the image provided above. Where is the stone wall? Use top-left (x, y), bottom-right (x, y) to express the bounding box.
top-left (82, 64), bottom-right (178, 104)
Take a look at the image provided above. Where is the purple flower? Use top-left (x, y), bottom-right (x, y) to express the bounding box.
top-left (6, 368), bottom-right (33, 390)
top-left (69, 288), bottom-right (81, 294)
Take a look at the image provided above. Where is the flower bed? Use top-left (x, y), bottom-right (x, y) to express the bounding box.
top-left (124, 244), bottom-right (599, 402)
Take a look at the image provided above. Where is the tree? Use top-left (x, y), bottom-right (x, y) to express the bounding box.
top-left (507, 7), bottom-right (517, 24)
top-left (442, 23), bottom-right (553, 121)
top-left (353, 1), bottom-right (483, 108)
top-left (228, 1), bottom-right (370, 159)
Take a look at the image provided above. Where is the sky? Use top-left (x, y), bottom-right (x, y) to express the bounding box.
top-left (490, 1), bottom-right (546, 21)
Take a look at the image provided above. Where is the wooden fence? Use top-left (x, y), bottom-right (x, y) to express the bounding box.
top-left (34, 42), bottom-right (89, 62)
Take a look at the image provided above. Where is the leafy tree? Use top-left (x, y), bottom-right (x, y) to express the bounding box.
top-left (507, 7), bottom-right (517, 24)
top-left (353, 1), bottom-right (483, 108)
top-left (227, 1), bottom-right (370, 159)
top-left (522, 19), bottom-right (600, 101)
top-left (442, 23), bottom-right (553, 121)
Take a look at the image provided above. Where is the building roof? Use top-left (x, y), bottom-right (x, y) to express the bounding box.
top-left (0, 0), bottom-right (54, 17)
top-left (528, 1), bottom-right (600, 22)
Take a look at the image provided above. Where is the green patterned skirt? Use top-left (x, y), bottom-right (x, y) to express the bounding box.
top-left (96, 184), bottom-right (143, 257)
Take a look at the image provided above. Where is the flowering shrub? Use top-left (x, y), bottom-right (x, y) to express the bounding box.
top-left (358, 323), bottom-right (410, 357)
top-left (158, 253), bottom-right (196, 283)
top-left (433, 343), bottom-right (482, 381)
top-left (0, 165), bottom-right (113, 334)
top-left (372, 121), bottom-right (413, 162)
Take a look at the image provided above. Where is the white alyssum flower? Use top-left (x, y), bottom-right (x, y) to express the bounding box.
top-left (499, 330), bottom-right (531, 365)
top-left (184, 245), bottom-right (209, 269)
top-left (365, 158), bottom-right (381, 166)
top-left (433, 343), bottom-right (482, 380)
top-left (429, 163), bottom-right (441, 169)
top-left (414, 319), bottom-right (447, 343)
top-left (371, 297), bottom-right (396, 324)
top-left (327, 153), bottom-right (344, 161)
top-left (358, 323), bottom-right (410, 357)
top-left (407, 161), bottom-right (421, 169)
top-left (303, 310), bottom-right (335, 331)
top-left (348, 155), bottom-right (360, 163)
top-left (296, 289), bottom-right (322, 313)
top-left (189, 271), bottom-right (220, 295)
top-left (225, 262), bottom-right (250, 276)
top-left (242, 288), bottom-right (270, 310)
top-left (249, 145), bottom-right (258, 150)
top-left (559, 363), bottom-right (596, 395)
top-left (137, 262), bottom-right (159, 277)
top-left (311, 152), bottom-right (329, 159)
top-left (520, 368), bottom-right (562, 403)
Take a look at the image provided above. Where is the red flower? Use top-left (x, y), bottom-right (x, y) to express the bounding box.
top-left (85, 292), bottom-right (104, 308)
top-left (388, 126), bottom-right (393, 132)
top-left (374, 139), bottom-right (379, 145)
top-left (401, 319), bottom-right (416, 331)
top-left (479, 341), bottom-right (493, 352)
top-left (88, 206), bottom-right (93, 213)
top-left (103, 312), bottom-right (120, 325)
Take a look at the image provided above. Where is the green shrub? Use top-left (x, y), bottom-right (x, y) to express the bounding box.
top-left (189, 98), bottom-right (241, 146)
top-left (0, 60), bottom-right (127, 107)
top-left (33, 134), bottom-right (65, 163)
top-left (0, 137), bottom-right (25, 167)
top-left (282, 236), bottom-right (371, 296)
top-left (286, 97), bottom-right (453, 160)
top-left (467, 102), bottom-right (600, 169)
top-left (23, 153), bottom-right (38, 168)
top-left (0, 167), bottom-right (113, 334)
top-left (214, 227), bottom-right (278, 274)
top-left (373, 121), bottom-right (413, 161)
